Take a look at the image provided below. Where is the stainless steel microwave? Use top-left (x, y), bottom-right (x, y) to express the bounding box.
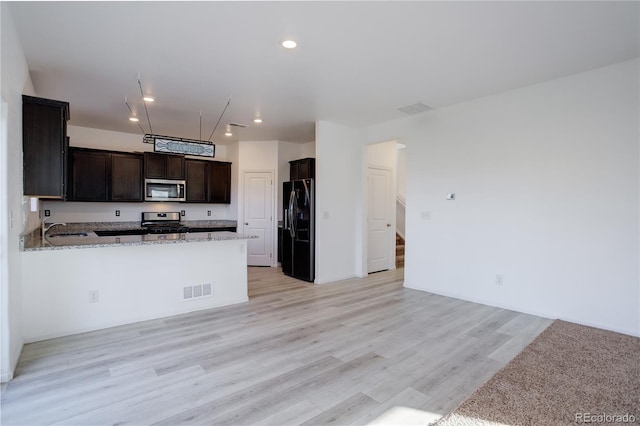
top-left (144, 179), bottom-right (186, 202)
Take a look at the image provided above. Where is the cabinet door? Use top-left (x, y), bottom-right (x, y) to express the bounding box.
top-left (185, 160), bottom-right (208, 202)
top-left (144, 152), bottom-right (165, 179)
top-left (111, 153), bottom-right (143, 201)
top-left (208, 162), bottom-right (231, 204)
top-left (289, 162), bottom-right (299, 181)
top-left (22, 96), bottom-right (69, 198)
top-left (166, 155), bottom-right (185, 180)
top-left (69, 149), bottom-right (109, 201)
top-left (298, 158), bottom-right (315, 180)
top-left (289, 158), bottom-right (315, 180)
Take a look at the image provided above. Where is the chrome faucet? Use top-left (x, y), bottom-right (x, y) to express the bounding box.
top-left (42, 217), bottom-right (66, 239)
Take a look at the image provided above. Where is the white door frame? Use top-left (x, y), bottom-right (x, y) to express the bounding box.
top-left (240, 170), bottom-right (276, 267)
top-left (1, 97), bottom-right (11, 381)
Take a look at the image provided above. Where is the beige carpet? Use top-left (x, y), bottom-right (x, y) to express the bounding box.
top-left (436, 320), bottom-right (640, 426)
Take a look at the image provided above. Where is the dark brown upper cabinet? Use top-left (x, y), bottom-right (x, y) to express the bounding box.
top-left (185, 159), bottom-right (208, 202)
top-left (185, 159), bottom-right (232, 204)
top-left (289, 158), bottom-right (315, 180)
top-left (144, 152), bottom-right (185, 180)
top-left (68, 148), bottom-right (143, 202)
top-left (69, 149), bottom-right (109, 201)
top-left (111, 153), bottom-right (143, 201)
top-left (22, 95), bottom-right (70, 198)
top-left (208, 161), bottom-right (232, 204)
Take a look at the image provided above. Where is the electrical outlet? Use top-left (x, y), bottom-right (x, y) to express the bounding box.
top-left (115, 210), bottom-right (120, 217)
top-left (89, 290), bottom-right (99, 303)
top-left (181, 210), bottom-right (186, 217)
top-left (207, 210), bottom-right (211, 216)
top-left (421, 211), bottom-right (431, 220)
top-left (496, 275), bottom-right (504, 286)
top-left (44, 209), bottom-right (51, 217)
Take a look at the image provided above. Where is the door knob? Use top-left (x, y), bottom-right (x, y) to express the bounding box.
top-left (386, 224), bottom-right (391, 227)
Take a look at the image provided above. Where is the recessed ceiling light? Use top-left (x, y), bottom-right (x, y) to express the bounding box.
top-left (282, 40), bottom-right (297, 49)
top-left (129, 117), bottom-right (139, 122)
top-left (225, 132), bottom-right (232, 137)
top-left (143, 97), bottom-right (155, 102)
top-left (253, 118), bottom-right (263, 124)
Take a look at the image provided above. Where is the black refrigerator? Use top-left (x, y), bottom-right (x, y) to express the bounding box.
top-left (282, 179), bottom-right (315, 282)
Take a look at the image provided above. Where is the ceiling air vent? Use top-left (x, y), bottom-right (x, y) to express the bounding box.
top-left (397, 102), bottom-right (433, 115)
top-left (229, 122), bottom-right (249, 128)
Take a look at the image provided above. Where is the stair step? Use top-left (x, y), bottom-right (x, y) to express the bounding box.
top-left (396, 233), bottom-right (405, 268)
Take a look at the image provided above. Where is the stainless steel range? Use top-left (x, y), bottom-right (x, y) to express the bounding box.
top-left (141, 212), bottom-right (189, 234)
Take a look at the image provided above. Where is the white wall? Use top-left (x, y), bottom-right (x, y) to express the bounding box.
top-left (300, 141), bottom-right (316, 159)
top-left (400, 59), bottom-right (639, 336)
top-left (397, 146), bottom-right (406, 201)
top-left (40, 201), bottom-right (232, 223)
top-left (0, 4), bottom-right (36, 382)
top-left (315, 121), bottom-right (364, 283)
top-left (22, 239), bottom-right (248, 342)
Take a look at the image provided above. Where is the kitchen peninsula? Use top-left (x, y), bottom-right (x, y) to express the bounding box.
top-left (21, 222), bottom-right (255, 343)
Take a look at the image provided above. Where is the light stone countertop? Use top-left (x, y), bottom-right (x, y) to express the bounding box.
top-left (21, 220), bottom-right (255, 252)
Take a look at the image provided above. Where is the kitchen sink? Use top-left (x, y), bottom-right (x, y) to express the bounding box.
top-left (49, 232), bottom-right (89, 237)
top-left (94, 229), bottom-right (148, 237)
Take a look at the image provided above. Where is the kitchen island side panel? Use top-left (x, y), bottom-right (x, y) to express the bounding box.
top-left (21, 239), bottom-right (248, 342)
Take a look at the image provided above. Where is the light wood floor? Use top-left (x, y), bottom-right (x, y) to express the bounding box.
top-left (1, 267), bottom-right (552, 426)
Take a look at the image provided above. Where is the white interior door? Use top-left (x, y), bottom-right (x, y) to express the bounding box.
top-left (368, 167), bottom-right (392, 273)
top-left (243, 172), bottom-right (274, 266)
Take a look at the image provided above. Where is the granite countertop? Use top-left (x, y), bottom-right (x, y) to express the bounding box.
top-left (22, 220), bottom-right (256, 252)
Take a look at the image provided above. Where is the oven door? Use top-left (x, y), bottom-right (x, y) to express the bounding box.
top-left (145, 179), bottom-right (186, 202)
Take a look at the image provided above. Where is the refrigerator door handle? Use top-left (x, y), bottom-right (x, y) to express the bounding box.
top-left (292, 190), bottom-right (299, 238)
top-left (288, 191), bottom-right (296, 238)
top-left (283, 209), bottom-right (289, 230)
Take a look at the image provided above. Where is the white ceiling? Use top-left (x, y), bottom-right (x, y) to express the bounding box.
top-left (8, 1), bottom-right (639, 144)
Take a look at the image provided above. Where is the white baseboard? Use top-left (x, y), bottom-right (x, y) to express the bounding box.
top-left (1, 370), bottom-right (14, 383)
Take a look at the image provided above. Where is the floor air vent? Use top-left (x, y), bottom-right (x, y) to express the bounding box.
top-left (183, 284), bottom-right (213, 300)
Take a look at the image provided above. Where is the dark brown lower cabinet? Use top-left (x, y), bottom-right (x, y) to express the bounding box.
top-left (68, 148), bottom-right (143, 202)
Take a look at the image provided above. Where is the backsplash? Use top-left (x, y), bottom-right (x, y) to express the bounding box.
top-left (40, 201), bottom-right (234, 223)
